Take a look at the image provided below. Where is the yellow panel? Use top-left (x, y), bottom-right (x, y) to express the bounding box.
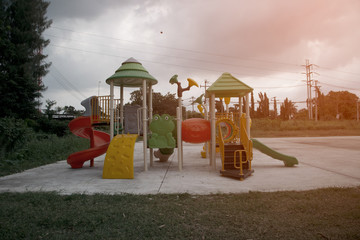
top-left (102, 134), bottom-right (138, 179)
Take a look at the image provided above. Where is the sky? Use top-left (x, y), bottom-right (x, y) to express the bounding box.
top-left (42, 0), bottom-right (360, 112)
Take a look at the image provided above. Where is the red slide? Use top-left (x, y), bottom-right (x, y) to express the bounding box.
top-left (67, 116), bottom-right (110, 168)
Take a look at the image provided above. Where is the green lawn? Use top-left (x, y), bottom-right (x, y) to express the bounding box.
top-left (0, 120), bottom-right (359, 239)
top-left (251, 119), bottom-right (360, 137)
top-left (0, 187), bottom-right (359, 239)
top-left (0, 134), bottom-right (88, 177)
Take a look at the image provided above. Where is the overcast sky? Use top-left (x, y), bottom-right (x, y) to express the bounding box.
top-left (42, 0), bottom-right (360, 111)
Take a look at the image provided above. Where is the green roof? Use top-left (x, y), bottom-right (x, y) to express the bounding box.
top-left (206, 72), bottom-right (253, 98)
top-left (106, 57), bottom-right (158, 87)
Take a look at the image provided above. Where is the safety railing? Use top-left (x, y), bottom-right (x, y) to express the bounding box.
top-left (217, 125), bottom-right (225, 171)
top-left (240, 113), bottom-right (253, 170)
top-left (234, 149), bottom-right (247, 178)
top-left (90, 96), bottom-right (121, 125)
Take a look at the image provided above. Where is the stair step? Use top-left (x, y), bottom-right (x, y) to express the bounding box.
top-left (220, 169), bottom-right (254, 180)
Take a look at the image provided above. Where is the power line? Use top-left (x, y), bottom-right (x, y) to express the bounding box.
top-left (45, 32), bottom-right (301, 77)
top-left (51, 65), bottom-right (87, 99)
top-left (49, 25), bottom-right (302, 68)
top-left (319, 66), bottom-right (360, 76)
top-left (320, 82), bottom-right (360, 91)
top-left (319, 73), bottom-right (359, 85)
top-left (254, 84), bottom-right (303, 89)
top-left (48, 72), bottom-right (83, 102)
top-left (48, 43), bottom-right (301, 82)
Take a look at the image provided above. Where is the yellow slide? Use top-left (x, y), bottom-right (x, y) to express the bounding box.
top-left (102, 134), bottom-right (138, 179)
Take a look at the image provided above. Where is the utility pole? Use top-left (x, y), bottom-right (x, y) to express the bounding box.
top-left (98, 81), bottom-right (101, 96)
top-left (200, 79), bottom-right (210, 104)
top-left (271, 97), bottom-right (277, 118)
top-left (313, 80), bottom-right (320, 121)
top-left (190, 96), bottom-right (195, 112)
top-left (302, 59), bottom-right (318, 120)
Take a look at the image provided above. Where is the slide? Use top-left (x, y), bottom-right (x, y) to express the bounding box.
top-left (251, 138), bottom-right (298, 167)
top-left (67, 116), bottom-right (110, 168)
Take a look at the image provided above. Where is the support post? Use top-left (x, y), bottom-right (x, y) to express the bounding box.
top-left (177, 105), bottom-right (182, 171)
top-left (120, 86), bottom-right (124, 132)
top-left (210, 93), bottom-right (216, 170)
top-left (239, 97), bottom-right (242, 141)
top-left (204, 100), bottom-right (210, 165)
top-left (110, 81), bottom-right (114, 140)
top-left (246, 93), bottom-right (250, 137)
top-left (149, 85), bottom-right (154, 167)
top-left (142, 80), bottom-right (148, 171)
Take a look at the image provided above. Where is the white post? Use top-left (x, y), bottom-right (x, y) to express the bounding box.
top-left (239, 97), bottom-right (243, 115)
top-left (176, 97), bottom-right (183, 171)
top-left (210, 93), bottom-right (216, 170)
top-left (204, 100), bottom-right (210, 165)
top-left (110, 81), bottom-right (114, 141)
top-left (246, 93), bottom-right (250, 137)
top-left (142, 80), bottom-right (148, 171)
top-left (120, 86), bottom-right (124, 132)
top-left (239, 97), bottom-right (242, 141)
top-left (149, 85), bottom-right (154, 167)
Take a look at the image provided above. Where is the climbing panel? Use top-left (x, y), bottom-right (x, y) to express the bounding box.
top-left (102, 134), bottom-right (138, 179)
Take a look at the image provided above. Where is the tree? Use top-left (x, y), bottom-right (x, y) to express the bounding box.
top-left (0, 0), bottom-right (52, 119)
top-left (325, 91), bottom-right (358, 119)
top-left (63, 105), bottom-right (83, 116)
top-left (129, 90), bottom-right (178, 116)
top-left (273, 97), bottom-right (277, 119)
top-left (280, 98), bottom-right (297, 120)
top-left (250, 91), bottom-right (255, 117)
top-left (215, 99), bottom-right (224, 113)
top-left (256, 92), bottom-right (270, 118)
top-left (44, 99), bottom-right (56, 119)
top-left (314, 89), bottom-right (358, 120)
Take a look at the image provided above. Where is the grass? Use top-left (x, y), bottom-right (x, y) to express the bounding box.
top-left (0, 120), bottom-right (359, 239)
top-left (0, 187), bottom-right (359, 239)
top-left (0, 134), bottom-right (88, 177)
top-left (251, 119), bottom-right (360, 137)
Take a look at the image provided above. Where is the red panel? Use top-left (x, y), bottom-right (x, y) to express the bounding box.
top-left (67, 116), bottom-right (110, 168)
top-left (182, 118), bottom-right (211, 143)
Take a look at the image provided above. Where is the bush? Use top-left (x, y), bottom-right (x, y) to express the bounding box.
top-left (33, 116), bottom-right (69, 137)
top-left (0, 134), bottom-right (89, 176)
top-left (0, 118), bottom-right (35, 153)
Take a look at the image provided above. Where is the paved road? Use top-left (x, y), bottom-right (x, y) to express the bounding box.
top-left (0, 136), bottom-right (359, 195)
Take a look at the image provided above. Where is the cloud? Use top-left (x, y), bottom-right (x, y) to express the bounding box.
top-left (42, 0), bottom-right (360, 110)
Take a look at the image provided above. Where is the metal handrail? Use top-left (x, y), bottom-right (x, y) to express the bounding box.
top-left (234, 149), bottom-right (247, 177)
top-left (217, 125), bottom-right (225, 171)
top-left (240, 113), bottom-right (253, 170)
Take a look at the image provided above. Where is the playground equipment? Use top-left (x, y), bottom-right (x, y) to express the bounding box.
top-left (67, 58), bottom-right (298, 181)
top-left (169, 75), bottom-right (199, 170)
top-left (104, 57), bottom-right (158, 173)
top-left (251, 139), bottom-right (298, 167)
top-left (67, 58), bottom-right (158, 178)
top-left (218, 114), bottom-right (254, 180)
top-left (102, 134), bottom-right (138, 179)
top-left (203, 73), bottom-right (298, 179)
top-left (67, 97), bottom-right (110, 169)
top-left (182, 118), bottom-right (211, 143)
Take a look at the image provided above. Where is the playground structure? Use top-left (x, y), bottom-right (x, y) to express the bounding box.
top-left (67, 58), bottom-right (298, 180)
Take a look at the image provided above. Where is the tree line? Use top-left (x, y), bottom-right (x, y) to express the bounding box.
top-left (253, 90), bottom-right (358, 120)
top-left (0, 0), bottom-right (51, 119)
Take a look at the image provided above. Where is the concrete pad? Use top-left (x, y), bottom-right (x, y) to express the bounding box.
top-left (0, 136), bottom-right (359, 195)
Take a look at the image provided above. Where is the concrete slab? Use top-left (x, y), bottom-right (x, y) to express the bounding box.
top-left (0, 136), bottom-right (359, 195)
